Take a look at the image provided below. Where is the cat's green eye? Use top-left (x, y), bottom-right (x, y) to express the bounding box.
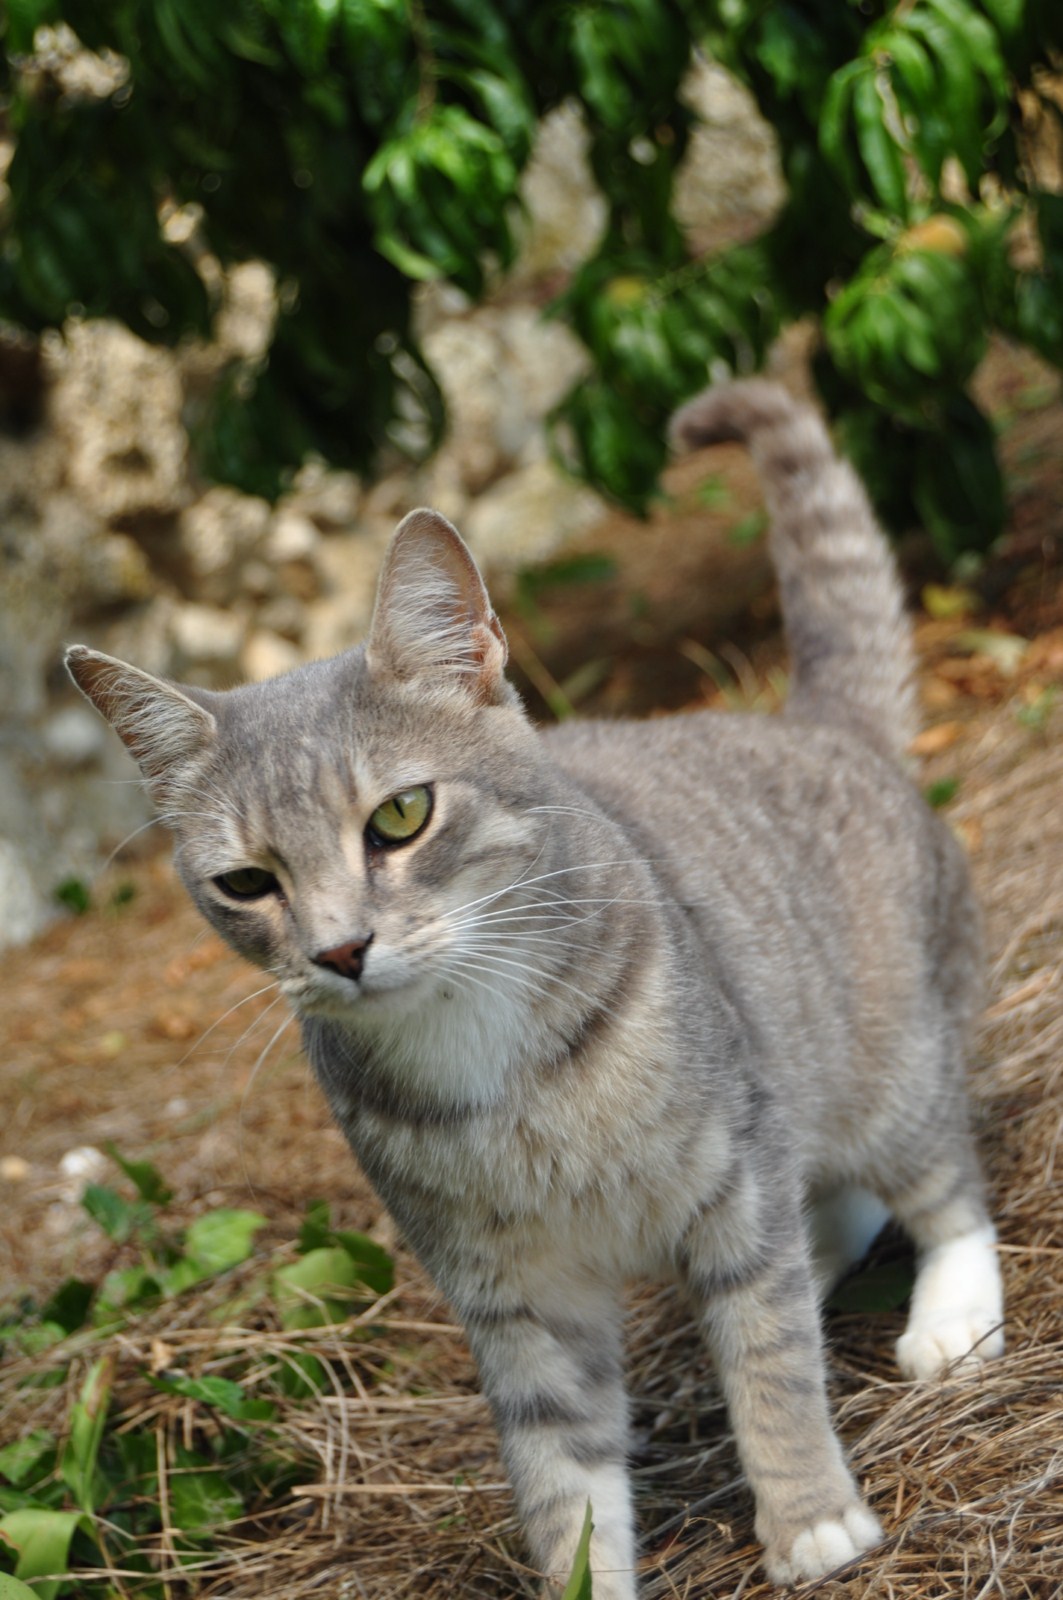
top-left (367, 785), bottom-right (433, 847)
top-left (214, 867), bottom-right (278, 900)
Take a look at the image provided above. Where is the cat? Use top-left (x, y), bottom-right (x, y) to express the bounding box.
top-left (66, 378), bottom-right (1004, 1597)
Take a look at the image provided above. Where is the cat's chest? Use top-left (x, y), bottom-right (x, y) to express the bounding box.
top-left (338, 1070), bottom-right (733, 1281)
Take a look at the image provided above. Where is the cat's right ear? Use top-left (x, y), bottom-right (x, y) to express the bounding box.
top-left (65, 646), bottom-right (216, 790)
top-left (367, 508), bottom-right (509, 704)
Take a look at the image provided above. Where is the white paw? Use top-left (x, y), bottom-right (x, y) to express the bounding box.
top-left (897, 1225), bottom-right (1004, 1381)
top-left (896, 1311), bottom-right (1004, 1380)
top-left (766, 1504), bottom-right (883, 1585)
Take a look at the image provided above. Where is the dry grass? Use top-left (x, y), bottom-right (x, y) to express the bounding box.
top-left (3, 697), bottom-right (1062, 1600)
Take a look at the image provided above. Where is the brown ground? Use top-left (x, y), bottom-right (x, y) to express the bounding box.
top-left (2, 341), bottom-right (1062, 1598)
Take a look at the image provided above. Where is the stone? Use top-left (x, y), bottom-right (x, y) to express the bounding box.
top-left (177, 487), bottom-right (272, 603)
top-left (304, 525), bottom-right (392, 661)
top-left (41, 706), bottom-right (107, 767)
top-left (511, 102), bottom-right (607, 282)
top-left (241, 629), bottom-right (305, 683)
top-left (171, 602), bottom-right (247, 671)
top-left (673, 58), bottom-right (785, 255)
top-left (462, 458), bottom-right (606, 579)
top-left (285, 461), bottom-right (363, 531)
top-left (421, 308), bottom-right (589, 497)
top-left (47, 320), bottom-right (189, 522)
top-left (0, 838), bottom-right (52, 949)
top-left (266, 510), bottom-right (320, 564)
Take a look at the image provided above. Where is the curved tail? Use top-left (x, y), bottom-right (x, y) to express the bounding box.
top-left (670, 379), bottom-right (916, 763)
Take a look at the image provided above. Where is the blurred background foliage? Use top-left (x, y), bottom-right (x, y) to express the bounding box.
top-left (1, 0), bottom-right (1062, 560)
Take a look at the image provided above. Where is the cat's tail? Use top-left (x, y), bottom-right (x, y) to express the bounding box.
top-left (669, 379), bottom-right (916, 764)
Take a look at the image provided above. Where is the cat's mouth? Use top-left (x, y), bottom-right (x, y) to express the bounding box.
top-left (283, 963), bottom-right (436, 1020)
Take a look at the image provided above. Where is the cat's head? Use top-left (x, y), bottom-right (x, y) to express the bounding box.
top-left (67, 510), bottom-right (555, 1025)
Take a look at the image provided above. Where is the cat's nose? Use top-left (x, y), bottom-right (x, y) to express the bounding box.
top-left (313, 935), bottom-right (373, 982)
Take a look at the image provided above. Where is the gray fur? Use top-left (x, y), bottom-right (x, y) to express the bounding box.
top-left (66, 380), bottom-right (1002, 1597)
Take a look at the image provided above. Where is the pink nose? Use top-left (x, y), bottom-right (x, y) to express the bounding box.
top-left (313, 936), bottom-right (373, 982)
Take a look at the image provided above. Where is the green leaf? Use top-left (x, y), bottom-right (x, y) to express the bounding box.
top-left (38, 1281), bottom-right (93, 1337)
top-left (104, 1145), bottom-right (173, 1206)
top-left (560, 1501), bottom-right (594, 1600)
top-left (297, 1199), bottom-right (333, 1254)
top-left (272, 1246), bottom-right (369, 1329)
top-left (53, 879), bottom-right (90, 915)
top-left (181, 1209), bottom-right (267, 1276)
top-left (151, 1372), bottom-right (275, 1423)
top-left (828, 1259), bottom-right (914, 1313)
top-left (0, 1509), bottom-right (94, 1600)
top-left (80, 1184), bottom-right (151, 1243)
top-left (0, 1436), bottom-right (55, 1491)
top-left (852, 70), bottom-right (909, 216)
top-left (0, 1574), bottom-right (46, 1600)
top-left (94, 1265), bottom-right (161, 1321)
top-left (924, 777), bottom-right (960, 807)
top-left (727, 511), bottom-right (768, 547)
top-left (168, 1446), bottom-right (244, 1540)
top-left (696, 474), bottom-right (732, 510)
top-left (59, 1357), bottom-right (112, 1515)
top-left (332, 1231), bottom-right (395, 1297)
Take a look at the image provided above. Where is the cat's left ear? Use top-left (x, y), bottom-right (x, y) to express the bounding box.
top-left (367, 509), bottom-right (508, 703)
top-left (65, 646), bottom-right (217, 793)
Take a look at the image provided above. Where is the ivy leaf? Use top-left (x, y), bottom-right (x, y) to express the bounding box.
top-left (81, 1184), bottom-right (152, 1244)
top-left (0, 1435), bottom-right (55, 1491)
top-left (151, 1372), bottom-right (275, 1422)
top-left (176, 1209), bottom-right (268, 1284)
top-left (104, 1144), bottom-right (173, 1206)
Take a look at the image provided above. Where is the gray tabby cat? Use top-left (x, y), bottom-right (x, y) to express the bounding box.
top-left (67, 379), bottom-right (1004, 1596)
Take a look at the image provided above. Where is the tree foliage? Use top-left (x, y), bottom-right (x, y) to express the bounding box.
top-left (1, 0), bottom-right (1062, 557)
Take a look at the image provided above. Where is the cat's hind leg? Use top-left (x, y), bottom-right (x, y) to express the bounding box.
top-left (888, 1157), bottom-right (1004, 1380)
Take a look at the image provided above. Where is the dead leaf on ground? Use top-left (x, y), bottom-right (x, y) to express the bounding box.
top-left (911, 721), bottom-right (965, 755)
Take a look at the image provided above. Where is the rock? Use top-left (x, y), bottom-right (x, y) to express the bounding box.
top-left (463, 459), bottom-right (606, 579)
top-left (214, 261), bottom-right (276, 362)
top-left (255, 596), bottom-right (305, 643)
top-left (41, 707), bottom-right (107, 767)
top-left (177, 487), bottom-right (272, 603)
top-left (0, 838), bottom-right (52, 949)
top-left (267, 510), bottom-right (321, 564)
top-left (673, 58), bottom-right (784, 255)
top-left (241, 629), bottom-right (305, 683)
top-left (78, 530), bottom-right (155, 608)
top-left (421, 308), bottom-right (588, 497)
top-left (58, 1144), bottom-right (109, 1200)
top-left (284, 461), bottom-right (363, 532)
top-left (47, 320), bottom-right (189, 522)
top-left (171, 603), bottom-right (247, 672)
top-left (304, 525), bottom-right (392, 660)
top-left (511, 101), bottom-right (607, 282)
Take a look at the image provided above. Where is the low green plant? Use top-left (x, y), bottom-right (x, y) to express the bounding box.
top-left (0, 1152), bottom-right (394, 1597)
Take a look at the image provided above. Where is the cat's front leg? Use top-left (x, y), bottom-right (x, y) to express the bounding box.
top-left (682, 1187), bottom-right (882, 1585)
top-left (462, 1274), bottom-right (637, 1600)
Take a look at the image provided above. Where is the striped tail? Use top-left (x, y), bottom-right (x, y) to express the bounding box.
top-left (670, 379), bottom-right (916, 764)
